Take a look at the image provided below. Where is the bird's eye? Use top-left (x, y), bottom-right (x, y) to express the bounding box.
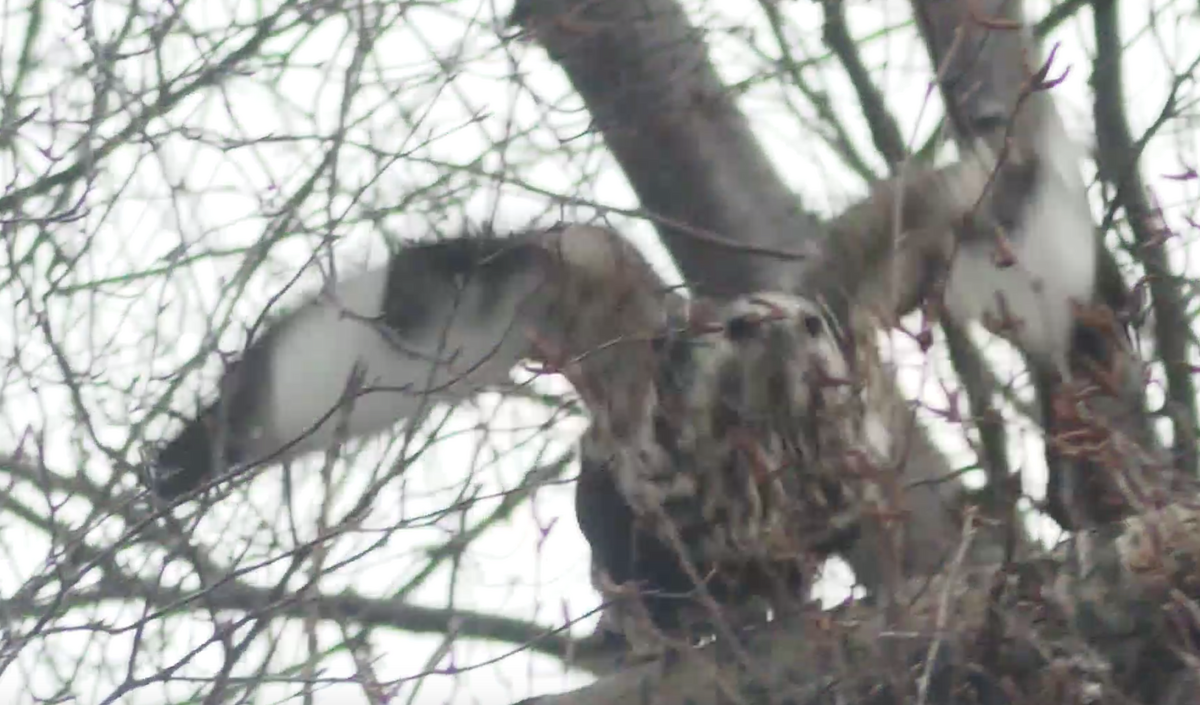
top-left (802, 314), bottom-right (824, 338)
top-left (725, 315), bottom-right (759, 341)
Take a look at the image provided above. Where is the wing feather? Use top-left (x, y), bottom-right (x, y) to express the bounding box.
top-left (150, 223), bottom-right (673, 499)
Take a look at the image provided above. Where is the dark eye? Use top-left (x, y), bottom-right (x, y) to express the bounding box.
top-left (802, 314), bottom-right (824, 337)
top-left (725, 315), bottom-right (758, 342)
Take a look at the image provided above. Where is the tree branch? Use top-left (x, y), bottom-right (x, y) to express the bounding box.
top-left (1091, 0), bottom-right (1197, 476)
top-left (509, 0), bottom-right (823, 297)
top-left (0, 453), bottom-right (611, 673)
top-left (817, 0), bottom-right (1013, 488)
top-left (0, 576), bottom-right (597, 665)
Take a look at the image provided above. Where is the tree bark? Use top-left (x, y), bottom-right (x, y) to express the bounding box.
top-left (510, 0), bottom-right (823, 299)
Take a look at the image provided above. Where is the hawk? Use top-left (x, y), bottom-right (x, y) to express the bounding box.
top-left (149, 222), bottom-right (885, 651)
top-left (149, 144), bottom-right (1092, 652)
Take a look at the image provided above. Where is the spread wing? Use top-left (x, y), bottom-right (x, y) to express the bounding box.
top-left (149, 223), bottom-right (675, 500)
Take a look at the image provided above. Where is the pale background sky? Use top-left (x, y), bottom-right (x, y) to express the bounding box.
top-left (0, 0), bottom-right (1196, 702)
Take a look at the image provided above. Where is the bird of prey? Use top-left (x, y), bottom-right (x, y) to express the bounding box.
top-left (149, 138), bottom-right (1099, 652)
top-left (148, 223), bottom-right (885, 652)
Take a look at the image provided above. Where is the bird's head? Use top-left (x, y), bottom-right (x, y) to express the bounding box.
top-left (677, 292), bottom-right (856, 444)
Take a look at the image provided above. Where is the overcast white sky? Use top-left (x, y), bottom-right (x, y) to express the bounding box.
top-left (0, 0), bottom-right (1197, 703)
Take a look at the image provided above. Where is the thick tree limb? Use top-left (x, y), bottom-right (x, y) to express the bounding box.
top-left (510, 0), bottom-right (823, 298)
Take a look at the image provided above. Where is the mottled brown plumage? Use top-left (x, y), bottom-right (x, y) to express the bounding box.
top-left (151, 150), bottom-right (1018, 652)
